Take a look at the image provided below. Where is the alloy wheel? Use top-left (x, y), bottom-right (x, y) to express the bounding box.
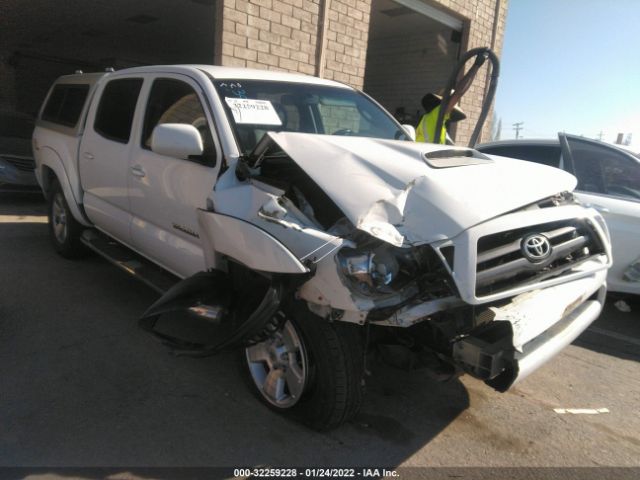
top-left (52, 193), bottom-right (68, 244)
top-left (245, 318), bottom-right (308, 408)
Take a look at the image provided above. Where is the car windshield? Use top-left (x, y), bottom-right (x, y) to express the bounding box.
top-left (213, 79), bottom-right (409, 154)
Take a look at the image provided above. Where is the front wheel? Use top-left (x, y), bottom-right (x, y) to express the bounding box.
top-left (244, 304), bottom-right (365, 430)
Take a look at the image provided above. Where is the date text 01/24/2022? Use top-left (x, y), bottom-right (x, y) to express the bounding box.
top-left (233, 468), bottom-right (399, 478)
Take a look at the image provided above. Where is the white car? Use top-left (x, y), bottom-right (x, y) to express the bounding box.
top-left (32, 66), bottom-right (611, 430)
top-left (478, 134), bottom-right (640, 295)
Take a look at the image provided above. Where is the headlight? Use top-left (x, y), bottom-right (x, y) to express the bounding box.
top-left (337, 247), bottom-right (399, 294)
top-left (336, 243), bottom-right (454, 300)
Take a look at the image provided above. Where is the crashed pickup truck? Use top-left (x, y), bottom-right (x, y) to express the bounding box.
top-left (33, 65), bottom-right (612, 430)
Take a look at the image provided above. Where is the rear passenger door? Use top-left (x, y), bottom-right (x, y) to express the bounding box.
top-left (128, 74), bottom-right (221, 278)
top-left (79, 76), bottom-right (144, 244)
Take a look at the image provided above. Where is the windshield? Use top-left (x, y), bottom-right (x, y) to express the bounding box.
top-left (213, 79), bottom-right (409, 154)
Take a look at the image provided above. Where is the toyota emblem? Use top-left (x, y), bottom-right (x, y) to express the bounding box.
top-left (521, 233), bottom-right (552, 263)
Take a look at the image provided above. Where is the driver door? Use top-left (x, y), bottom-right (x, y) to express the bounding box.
top-left (560, 133), bottom-right (640, 293)
top-left (129, 74), bottom-right (221, 278)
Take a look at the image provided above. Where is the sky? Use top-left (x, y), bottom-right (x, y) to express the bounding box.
top-left (493, 0), bottom-right (640, 146)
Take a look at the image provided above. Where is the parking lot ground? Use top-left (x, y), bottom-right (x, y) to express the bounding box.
top-left (1, 191), bottom-right (639, 470)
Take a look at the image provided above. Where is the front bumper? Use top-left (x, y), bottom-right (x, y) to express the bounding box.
top-left (513, 286), bottom-right (604, 387)
top-left (453, 268), bottom-right (607, 391)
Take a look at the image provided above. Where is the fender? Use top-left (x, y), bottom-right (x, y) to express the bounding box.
top-left (38, 146), bottom-right (92, 226)
top-left (197, 209), bottom-right (309, 274)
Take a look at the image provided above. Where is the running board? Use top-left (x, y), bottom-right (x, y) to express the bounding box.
top-left (80, 229), bottom-right (179, 294)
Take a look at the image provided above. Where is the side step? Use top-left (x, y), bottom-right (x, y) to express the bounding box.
top-left (81, 229), bottom-right (180, 294)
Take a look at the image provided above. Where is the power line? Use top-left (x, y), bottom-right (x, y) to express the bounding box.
top-left (513, 122), bottom-right (524, 139)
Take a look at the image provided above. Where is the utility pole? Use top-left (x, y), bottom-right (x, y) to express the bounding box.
top-left (513, 122), bottom-right (524, 139)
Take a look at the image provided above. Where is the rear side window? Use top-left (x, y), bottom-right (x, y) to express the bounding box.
top-left (94, 78), bottom-right (143, 143)
top-left (41, 84), bottom-right (90, 127)
top-left (481, 145), bottom-right (561, 168)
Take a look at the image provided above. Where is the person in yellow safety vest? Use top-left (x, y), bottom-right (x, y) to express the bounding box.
top-left (415, 94), bottom-right (465, 143)
top-left (416, 54), bottom-right (487, 144)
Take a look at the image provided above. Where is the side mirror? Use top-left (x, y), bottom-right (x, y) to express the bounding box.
top-left (151, 123), bottom-right (204, 160)
top-left (402, 124), bottom-right (416, 141)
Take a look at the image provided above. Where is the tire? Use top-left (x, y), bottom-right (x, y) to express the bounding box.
top-left (48, 180), bottom-right (85, 258)
top-left (243, 302), bottom-right (365, 431)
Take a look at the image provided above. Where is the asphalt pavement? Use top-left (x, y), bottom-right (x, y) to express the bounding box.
top-left (1, 190), bottom-right (639, 473)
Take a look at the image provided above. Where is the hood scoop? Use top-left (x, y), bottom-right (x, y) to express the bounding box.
top-left (423, 148), bottom-right (493, 168)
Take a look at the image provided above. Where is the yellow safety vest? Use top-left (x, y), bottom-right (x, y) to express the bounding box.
top-left (416, 106), bottom-right (449, 144)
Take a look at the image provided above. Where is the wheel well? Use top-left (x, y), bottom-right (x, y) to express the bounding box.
top-left (40, 165), bottom-right (57, 200)
top-left (40, 165), bottom-right (92, 226)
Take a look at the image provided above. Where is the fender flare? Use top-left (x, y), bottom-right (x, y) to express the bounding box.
top-left (38, 147), bottom-right (92, 226)
top-left (197, 209), bottom-right (309, 274)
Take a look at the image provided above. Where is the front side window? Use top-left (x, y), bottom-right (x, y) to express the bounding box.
top-left (566, 137), bottom-right (640, 201)
top-left (41, 84), bottom-right (90, 127)
top-left (142, 78), bottom-right (215, 164)
top-left (213, 79), bottom-right (408, 154)
top-left (94, 78), bottom-right (143, 143)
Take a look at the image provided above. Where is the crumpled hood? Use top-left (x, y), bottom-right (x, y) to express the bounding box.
top-left (265, 132), bottom-right (577, 247)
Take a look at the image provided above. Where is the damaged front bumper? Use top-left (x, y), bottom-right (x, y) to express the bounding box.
top-left (453, 268), bottom-right (607, 391)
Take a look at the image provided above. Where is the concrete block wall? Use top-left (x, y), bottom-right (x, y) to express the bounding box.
top-left (216, 0), bottom-right (372, 89)
top-left (322, 0), bottom-right (371, 89)
top-left (0, 0), bottom-right (508, 143)
top-left (363, 28), bottom-right (458, 123)
top-left (215, 0), bottom-right (321, 75)
top-left (431, 0), bottom-right (509, 143)
top-left (218, 0), bottom-right (508, 144)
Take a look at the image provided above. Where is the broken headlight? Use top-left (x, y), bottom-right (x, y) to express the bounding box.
top-left (336, 244), bottom-right (430, 296)
top-left (337, 243), bottom-right (455, 300)
top-left (337, 247), bottom-right (400, 294)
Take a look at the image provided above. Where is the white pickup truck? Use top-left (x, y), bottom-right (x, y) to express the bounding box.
top-left (33, 65), bottom-right (612, 430)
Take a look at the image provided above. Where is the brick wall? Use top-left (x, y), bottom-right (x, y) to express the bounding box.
top-left (322, 0), bottom-right (371, 89)
top-left (219, 0), bottom-right (508, 144)
top-left (216, 0), bottom-right (320, 75)
top-left (363, 27), bottom-right (458, 123)
top-left (0, 0), bottom-right (508, 146)
top-left (429, 0), bottom-right (509, 144)
top-left (217, 0), bottom-right (372, 89)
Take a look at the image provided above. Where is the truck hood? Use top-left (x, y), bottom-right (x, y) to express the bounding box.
top-left (261, 132), bottom-right (577, 247)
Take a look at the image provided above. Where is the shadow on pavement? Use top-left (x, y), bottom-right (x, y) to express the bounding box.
top-left (573, 295), bottom-right (640, 363)
top-left (0, 192), bottom-right (469, 467)
top-left (0, 188), bottom-right (45, 213)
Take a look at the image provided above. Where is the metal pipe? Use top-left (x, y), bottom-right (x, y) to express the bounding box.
top-left (315, 0), bottom-right (332, 78)
top-left (479, 0), bottom-right (502, 144)
top-left (435, 47), bottom-right (500, 149)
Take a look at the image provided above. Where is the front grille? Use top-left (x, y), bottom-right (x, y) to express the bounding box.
top-left (475, 219), bottom-right (604, 297)
top-left (1, 155), bottom-right (35, 172)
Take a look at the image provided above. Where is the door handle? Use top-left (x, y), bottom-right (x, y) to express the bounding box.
top-left (585, 203), bottom-right (610, 214)
top-left (83, 152), bottom-right (94, 160)
top-left (130, 165), bottom-right (146, 178)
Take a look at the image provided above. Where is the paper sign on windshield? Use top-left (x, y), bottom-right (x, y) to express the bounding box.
top-left (225, 98), bottom-right (282, 125)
